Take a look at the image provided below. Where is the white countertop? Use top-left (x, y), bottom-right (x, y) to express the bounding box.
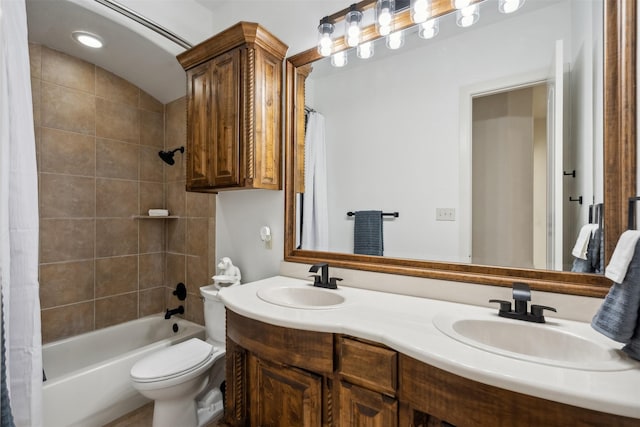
top-left (219, 275), bottom-right (640, 419)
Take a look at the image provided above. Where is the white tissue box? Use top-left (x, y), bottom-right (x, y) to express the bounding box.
top-left (148, 209), bottom-right (169, 217)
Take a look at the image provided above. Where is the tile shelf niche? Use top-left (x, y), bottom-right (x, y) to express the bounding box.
top-left (132, 215), bottom-right (180, 219)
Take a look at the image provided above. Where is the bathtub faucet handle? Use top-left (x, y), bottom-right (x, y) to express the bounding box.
top-left (165, 305), bottom-right (184, 319)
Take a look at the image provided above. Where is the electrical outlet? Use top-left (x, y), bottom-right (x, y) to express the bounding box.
top-left (436, 208), bottom-right (456, 221)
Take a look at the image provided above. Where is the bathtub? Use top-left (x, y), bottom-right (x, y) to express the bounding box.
top-left (42, 314), bottom-right (206, 427)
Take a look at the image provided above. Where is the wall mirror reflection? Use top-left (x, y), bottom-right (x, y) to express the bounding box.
top-left (285, 0), bottom-right (635, 297)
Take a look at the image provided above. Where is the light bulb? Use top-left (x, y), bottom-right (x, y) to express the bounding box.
top-left (419, 18), bottom-right (439, 39)
top-left (376, 0), bottom-right (395, 37)
top-left (331, 51), bottom-right (347, 67)
top-left (379, 8), bottom-right (392, 26)
top-left (386, 31), bottom-right (404, 50)
top-left (317, 18), bottom-right (334, 57)
top-left (357, 41), bottom-right (374, 59)
top-left (499, 0), bottom-right (525, 14)
top-left (411, 0), bottom-right (430, 24)
top-left (72, 31), bottom-right (103, 48)
top-left (344, 8), bottom-right (363, 48)
top-left (456, 4), bottom-right (479, 27)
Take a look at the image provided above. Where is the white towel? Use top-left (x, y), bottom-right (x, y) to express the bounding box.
top-left (605, 230), bottom-right (640, 283)
top-left (571, 224), bottom-right (599, 260)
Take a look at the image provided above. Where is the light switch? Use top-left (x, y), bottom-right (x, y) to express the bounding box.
top-left (436, 208), bottom-right (456, 221)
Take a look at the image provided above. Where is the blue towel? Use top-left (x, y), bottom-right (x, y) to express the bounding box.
top-left (591, 240), bottom-right (640, 361)
top-left (353, 210), bottom-right (383, 256)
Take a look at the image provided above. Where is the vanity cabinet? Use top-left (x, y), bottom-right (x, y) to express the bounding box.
top-left (224, 310), bottom-right (639, 427)
top-left (177, 22), bottom-right (287, 192)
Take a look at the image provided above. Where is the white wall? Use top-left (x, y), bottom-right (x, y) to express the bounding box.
top-left (307, 2), bottom-right (579, 262)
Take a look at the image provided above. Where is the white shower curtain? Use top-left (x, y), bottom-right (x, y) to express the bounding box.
top-left (302, 112), bottom-right (329, 251)
top-left (0, 0), bottom-right (43, 425)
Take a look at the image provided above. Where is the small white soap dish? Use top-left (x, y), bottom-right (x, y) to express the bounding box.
top-left (148, 209), bottom-right (169, 217)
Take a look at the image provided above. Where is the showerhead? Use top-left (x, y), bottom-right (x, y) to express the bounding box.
top-left (158, 146), bottom-right (184, 165)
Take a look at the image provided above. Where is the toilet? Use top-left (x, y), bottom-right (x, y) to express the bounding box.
top-left (130, 285), bottom-right (227, 427)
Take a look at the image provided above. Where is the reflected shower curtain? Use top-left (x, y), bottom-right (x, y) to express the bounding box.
top-left (0, 0), bottom-right (43, 425)
top-left (302, 112), bottom-right (329, 251)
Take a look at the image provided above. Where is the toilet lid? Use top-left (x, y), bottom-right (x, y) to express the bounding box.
top-left (131, 338), bottom-right (214, 382)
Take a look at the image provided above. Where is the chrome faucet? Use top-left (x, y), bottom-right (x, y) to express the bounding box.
top-left (489, 283), bottom-right (556, 323)
top-left (308, 263), bottom-right (342, 289)
top-left (165, 305), bottom-right (184, 319)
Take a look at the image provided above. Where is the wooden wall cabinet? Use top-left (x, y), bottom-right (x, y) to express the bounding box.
top-left (177, 22), bottom-right (287, 192)
top-left (225, 310), bottom-right (638, 427)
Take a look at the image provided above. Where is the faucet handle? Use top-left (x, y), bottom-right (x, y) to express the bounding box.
top-left (489, 299), bottom-right (512, 313)
top-left (530, 304), bottom-right (557, 321)
top-left (309, 274), bottom-right (322, 285)
top-left (329, 277), bottom-right (342, 289)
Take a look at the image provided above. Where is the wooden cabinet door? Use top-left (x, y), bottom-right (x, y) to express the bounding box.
top-left (339, 381), bottom-right (397, 427)
top-left (209, 49), bottom-right (241, 188)
top-left (186, 60), bottom-right (213, 189)
top-left (249, 354), bottom-right (322, 427)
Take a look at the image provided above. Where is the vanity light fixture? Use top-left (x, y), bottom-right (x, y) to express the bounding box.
top-left (386, 30), bottom-right (405, 50)
top-left (499, 0), bottom-right (525, 14)
top-left (331, 50), bottom-right (348, 67)
top-left (344, 4), bottom-right (363, 47)
top-left (418, 17), bottom-right (439, 39)
top-left (317, 16), bottom-right (334, 57)
top-left (376, 0), bottom-right (395, 36)
top-left (357, 41), bottom-right (375, 59)
top-left (71, 31), bottom-right (103, 48)
top-left (456, 4), bottom-right (479, 27)
top-left (410, 0), bottom-right (430, 24)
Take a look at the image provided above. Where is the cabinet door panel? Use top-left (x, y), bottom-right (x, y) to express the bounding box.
top-left (249, 355), bottom-right (322, 427)
top-left (186, 61), bottom-right (213, 188)
top-left (210, 50), bottom-right (241, 187)
top-left (339, 381), bottom-right (397, 427)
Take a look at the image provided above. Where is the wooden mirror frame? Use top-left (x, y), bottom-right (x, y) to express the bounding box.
top-left (284, 0), bottom-right (636, 298)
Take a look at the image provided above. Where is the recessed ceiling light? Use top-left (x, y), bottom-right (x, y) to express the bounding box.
top-left (71, 31), bottom-right (103, 49)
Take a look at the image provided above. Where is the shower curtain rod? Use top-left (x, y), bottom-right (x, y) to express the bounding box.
top-left (94, 0), bottom-right (193, 49)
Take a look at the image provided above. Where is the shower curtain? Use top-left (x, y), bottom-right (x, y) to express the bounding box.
top-left (302, 112), bottom-right (329, 251)
top-left (0, 0), bottom-right (43, 425)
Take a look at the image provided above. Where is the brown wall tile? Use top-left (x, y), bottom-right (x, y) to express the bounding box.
top-left (184, 293), bottom-right (204, 325)
top-left (140, 110), bottom-right (164, 148)
top-left (165, 253), bottom-right (185, 286)
top-left (42, 47), bottom-right (95, 93)
top-left (96, 138), bottom-right (139, 180)
top-left (96, 67), bottom-right (139, 107)
top-left (95, 256), bottom-right (138, 298)
top-left (167, 218), bottom-right (185, 254)
top-left (40, 128), bottom-right (95, 176)
top-left (42, 82), bottom-right (95, 135)
top-left (96, 179), bottom-right (138, 218)
top-left (139, 220), bottom-right (164, 254)
top-left (96, 218), bottom-right (138, 257)
top-left (186, 255), bottom-right (209, 295)
top-left (96, 98), bottom-right (140, 143)
top-left (39, 261), bottom-right (94, 309)
top-left (39, 174), bottom-right (95, 218)
top-left (140, 146), bottom-right (164, 182)
top-left (95, 293), bottom-right (138, 329)
top-left (139, 253), bottom-right (164, 289)
top-left (40, 219), bottom-right (94, 263)
top-left (140, 91), bottom-right (163, 113)
top-left (41, 302), bottom-right (94, 343)
top-left (166, 181), bottom-right (186, 216)
top-left (186, 192), bottom-right (211, 217)
top-left (139, 287), bottom-right (165, 317)
top-left (31, 78), bottom-right (41, 127)
top-left (139, 182), bottom-right (163, 215)
top-left (187, 218), bottom-right (208, 256)
top-left (165, 97), bottom-right (186, 147)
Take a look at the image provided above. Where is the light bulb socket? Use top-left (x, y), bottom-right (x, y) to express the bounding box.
top-left (345, 4), bottom-right (363, 48)
top-left (317, 16), bottom-right (335, 57)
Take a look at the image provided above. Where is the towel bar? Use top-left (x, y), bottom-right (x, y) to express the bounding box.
top-left (347, 211), bottom-right (399, 218)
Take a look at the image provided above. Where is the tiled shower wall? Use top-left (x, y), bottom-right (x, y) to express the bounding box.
top-left (30, 44), bottom-right (215, 343)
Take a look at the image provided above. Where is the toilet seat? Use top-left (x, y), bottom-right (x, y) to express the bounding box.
top-left (131, 338), bottom-right (216, 385)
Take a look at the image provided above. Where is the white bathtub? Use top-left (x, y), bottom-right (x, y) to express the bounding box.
top-left (42, 314), bottom-right (206, 427)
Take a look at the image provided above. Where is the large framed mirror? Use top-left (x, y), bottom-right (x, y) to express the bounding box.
top-left (285, 0), bottom-right (635, 297)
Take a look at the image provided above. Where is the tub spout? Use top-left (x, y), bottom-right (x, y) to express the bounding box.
top-left (165, 305), bottom-right (184, 319)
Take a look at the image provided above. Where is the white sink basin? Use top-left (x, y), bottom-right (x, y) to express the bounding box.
top-left (256, 286), bottom-right (346, 309)
top-left (433, 312), bottom-right (636, 371)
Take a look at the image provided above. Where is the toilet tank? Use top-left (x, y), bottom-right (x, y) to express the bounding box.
top-left (200, 285), bottom-right (226, 344)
